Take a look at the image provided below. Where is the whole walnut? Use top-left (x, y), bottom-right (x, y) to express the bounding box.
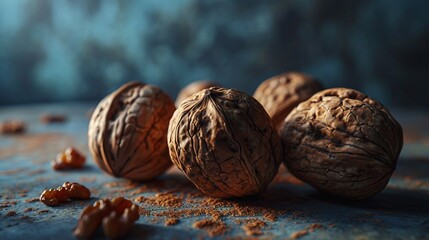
top-left (168, 87), bottom-right (282, 198)
top-left (175, 80), bottom-right (218, 107)
top-left (253, 72), bottom-right (323, 130)
top-left (279, 88), bottom-right (403, 200)
top-left (88, 82), bottom-right (175, 181)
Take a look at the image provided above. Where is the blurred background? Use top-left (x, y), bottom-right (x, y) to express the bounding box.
top-left (0, 0), bottom-right (428, 108)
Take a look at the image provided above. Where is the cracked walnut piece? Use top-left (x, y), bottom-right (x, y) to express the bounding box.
top-left (168, 87), bottom-right (282, 198)
top-left (40, 182), bottom-right (90, 206)
top-left (73, 197), bottom-right (140, 239)
top-left (279, 88), bottom-right (403, 200)
top-left (51, 147), bottom-right (85, 170)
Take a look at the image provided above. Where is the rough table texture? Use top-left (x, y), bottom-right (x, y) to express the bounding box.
top-left (0, 103), bottom-right (428, 239)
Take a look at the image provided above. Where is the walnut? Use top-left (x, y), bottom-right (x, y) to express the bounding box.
top-left (40, 182), bottom-right (90, 206)
top-left (73, 197), bottom-right (140, 239)
top-left (279, 88), bottom-right (403, 200)
top-left (51, 147), bottom-right (85, 170)
top-left (253, 72), bottom-right (323, 130)
top-left (175, 80), bottom-right (218, 107)
top-left (168, 87), bottom-right (282, 198)
top-left (88, 82), bottom-right (175, 181)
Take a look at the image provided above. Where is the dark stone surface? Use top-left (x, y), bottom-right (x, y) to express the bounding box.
top-left (1, 1), bottom-right (429, 108)
top-left (0, 103), bottom-right (429, 239)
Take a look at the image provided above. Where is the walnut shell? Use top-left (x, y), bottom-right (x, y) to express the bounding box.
top-left (175, 80), bottom-right (218, 107)
top-left (253, 72), bottom-right (323, 130)
top-left (279, 88), bottom-right (403, 200)
top-left (168, 87), bottom-right (282, 198)
top-left (88, 82), bottom-right (175, 181)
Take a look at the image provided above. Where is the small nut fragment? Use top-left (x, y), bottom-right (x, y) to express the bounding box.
top-left (168, 87), bottom-right (282, 198)
top-left (253, 72), bottom-right (323, 130)
top-left (0, 120), bottom-right (26, 134)
top-left (73, 197), bottom-right (140, 239)
top-left (40, 182), bottom-right (90, 206)
top-left (88, 82), bottom-right (175, 181)
top-left (175, 80), bottom-right (219, 107)
top-left (51, 147), bottom-right (86, 170)
top-left (280, 88), bottom-right (403, 200)
top-left (40, 114), bottom-right (67, 123)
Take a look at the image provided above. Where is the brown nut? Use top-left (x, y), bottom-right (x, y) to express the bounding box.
top-left (253, 72), bottom-right (323, 130)
top-left (88, 82), bottom-right (175, 181)
top-left (51, 147), bottom-right (86, 170)
top-left (279, 88), bottom-right (403, 200)
top-left (40, 182), bottom-right (91, 206)
top-left (73, 197), bottom-right (140, 239)
top-left (175, 80), bottom-right (219, 107)
top-left (168, 87), bottom-right (282, 198)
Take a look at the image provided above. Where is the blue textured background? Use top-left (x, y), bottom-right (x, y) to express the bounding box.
top-left (1, 0), bottom-right (428, 107)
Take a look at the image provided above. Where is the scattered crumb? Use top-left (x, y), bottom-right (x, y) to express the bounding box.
top-left (0, 201), bottom-right (18, 210)
top-left (135, 192), bottom-right (183, 208)
top-left (79, 177), bottom-right (97, 183)
top-left (193, 219), bottom-right (227, 237)
top-left (291, 229), bottom-right (309, 239)
top-left (263, 210), bottom-right (277, 221)
top-left (40, 114), bottom-right (67, 123)
top-left (290, 224), bottom-right (326, 239)
top-left (242, 219), bottom-right (266, 236)
top-left (0, 168), bottom-right (27, 176)
top-left (138, 207), bottom-right (151, 216)
top-left (165, 218), bottom-right (179, 226)
top-left (38, 209), bottom-right (49, 214)
top-left (6, 211), bottom-right (17, 217)
top-left (25, 198), bottom-right (39, 203)
top-left (23, 207), bottom-right (37, 212)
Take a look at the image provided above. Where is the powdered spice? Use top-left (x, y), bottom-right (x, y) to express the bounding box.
top-left (242, 219), bottom-right (266, 236)
top-left (134, 192), bottom-right (183, 208)
top-left (290, 223), bottom-right (326, 239)
top-left (165, 218), bottom-right (179, 226)
top-left (193, 218), bottom-right (227, 237)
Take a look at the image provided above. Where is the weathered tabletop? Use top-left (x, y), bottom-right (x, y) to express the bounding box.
top-left (0, 103), bottom-right (428, 239)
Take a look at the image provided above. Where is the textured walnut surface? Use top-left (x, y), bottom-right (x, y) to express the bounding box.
top-left (168, 87), bottom-right (282, 198)
top-left (253, 72), bottom-right (322, 130)
top-left (88, 82), bottom-right (175, 181)
top-left (175, 80), bottom-right (218, 107)
top-left (280, 88), bottom-right (403, 199)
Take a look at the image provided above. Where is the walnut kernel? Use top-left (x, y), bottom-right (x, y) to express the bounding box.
top-left (73, 197), bottom-right (140, 239)
top-left (51, 147), bottom-right (85, 170)
top-left (40, 182), bottom-right (90, 206)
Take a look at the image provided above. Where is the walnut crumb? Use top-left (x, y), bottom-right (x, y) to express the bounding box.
top-left (242, 219), bottom-right (266, 236)
top-left (165, 218), bottom-right (179, 226)
top-left (6, 211), bottom-right (17, 217)
top-left (193, 219), bottom-right (227, 237)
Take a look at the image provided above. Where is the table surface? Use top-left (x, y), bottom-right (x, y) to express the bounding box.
top-left (0, 103), bottom-right (428, 240)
